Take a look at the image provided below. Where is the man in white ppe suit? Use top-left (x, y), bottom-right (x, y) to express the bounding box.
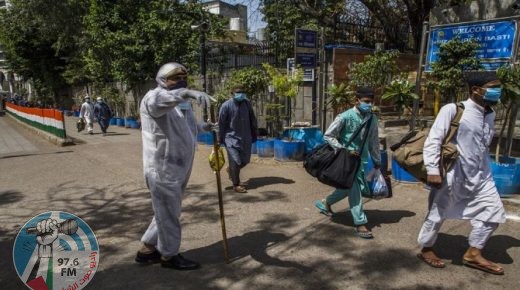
top-left (79, 95), bottom-right (95, 134)
top-left (135, 62), bottom-right (216, 270)
top-left (417, 79), bottom-right (506, 275)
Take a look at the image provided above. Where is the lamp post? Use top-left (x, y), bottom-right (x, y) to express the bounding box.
top-left (191, 21), bottom-right (209, 120)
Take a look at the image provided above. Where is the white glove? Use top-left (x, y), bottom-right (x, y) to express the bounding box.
top-left (182, 89), bottom-right (216, 107)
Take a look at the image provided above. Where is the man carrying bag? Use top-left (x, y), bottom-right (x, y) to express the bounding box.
top-left (313, 87), bottom-right (381, 239)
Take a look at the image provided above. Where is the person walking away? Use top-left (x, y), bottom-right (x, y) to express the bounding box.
top-left (218, 86), bottom-right (258, 193)
top-left (94, 97), bottom-right (113, 136)
top-left (135, 62), bottom-right (216, 270)
top-left (417, 79), bottom-right (506, 275)
top-left (79, 95), bottom-right (95, 134)
top-left (314, 87), bottom-right (381, 239)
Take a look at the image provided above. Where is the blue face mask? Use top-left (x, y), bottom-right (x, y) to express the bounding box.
top-left (358, 102), bottom-right (372, 113)
top-left (234, 92), bottom-right (246, 102)
top-left (483, 88), bottom-right (501, 103)
top-left (170, 80), bottom-right (187, 90)
top-left (178, 101), bottom-right (191, 111)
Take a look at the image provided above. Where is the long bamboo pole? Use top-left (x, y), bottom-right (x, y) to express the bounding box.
top-left (209, 103), bottom-right (230, 263)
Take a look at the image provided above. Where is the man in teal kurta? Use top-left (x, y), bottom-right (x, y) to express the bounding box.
top-left (314, 87), bottom-right (381, 239)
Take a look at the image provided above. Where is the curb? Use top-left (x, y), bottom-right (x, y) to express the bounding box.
top-left (6, 114), bottom-right (74, 146)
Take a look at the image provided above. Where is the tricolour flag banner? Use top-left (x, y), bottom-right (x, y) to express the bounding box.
top-left (6, 103), bottom-right (66, 138)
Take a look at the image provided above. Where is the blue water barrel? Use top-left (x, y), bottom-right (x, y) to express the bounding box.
top-left (391, 157), bottom-right (418, 183)
top-left (130, 121), bottom-right (140, 129)
top-left (257, 139), bottom-right (275, 157)
top-left (274, 139), bottom-right (305, 162)
top-left (251, 142), bottom-right (257, 154)
top-left (73, 111), bottom-right (80, 117)
top-left (125, 118), bottom-right (135, 128)
top-left (197, 132), bottom-right (212, 145)
top-left (366, 150), bottom-right (389, 175)
top-left (117, 118), bottom-right (125, 127)
top-left (109, 118), bottom-right (117, 125)
top-left (205, 133), bottom-right (214, 145)
top-left (283, 127), bottom-right (325, 154)
top-left (490, 156), bottom-right (520, 197)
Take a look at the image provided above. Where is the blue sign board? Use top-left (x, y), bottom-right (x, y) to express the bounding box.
top-left (296, 29), bottom-right (318, 49)
top-left (295, 53), bottom-right (316, 68)
top-left (425, 20), bottom-right (518, 71)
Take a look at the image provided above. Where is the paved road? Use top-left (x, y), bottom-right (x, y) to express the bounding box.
top-left (1, 114), bottom-right (519, 290)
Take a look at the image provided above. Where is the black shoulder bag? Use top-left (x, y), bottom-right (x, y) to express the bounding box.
top-left (304, 114), bottom-right (373, 189)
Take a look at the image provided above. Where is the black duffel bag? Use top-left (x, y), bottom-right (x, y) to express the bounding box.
top-left (303, 143), bottom-right (336, 177)
top-left (304, 115), bottom-right (373, 189)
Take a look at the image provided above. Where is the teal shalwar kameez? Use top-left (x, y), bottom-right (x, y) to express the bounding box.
top-left (322, 107), bottom-right (381, 225)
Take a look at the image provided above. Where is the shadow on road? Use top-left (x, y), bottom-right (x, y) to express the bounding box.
top-left (0, 150), bottom-right (74, 160)
top-left (223, 176), bottom-right (295, 191)
top-left (0, 190), bottom-right (23, 205)
top-left (435, 233), bottom-right (520, 265)
top-left (330, 209), bottom-right (416, 229)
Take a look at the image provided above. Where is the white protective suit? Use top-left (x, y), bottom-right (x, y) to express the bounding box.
top-left (79, 100), bottom-right (95, 133)
top-left (140, 62), bottom-right (213, 257)
top-left (418, 98), bottom-right (506, 249)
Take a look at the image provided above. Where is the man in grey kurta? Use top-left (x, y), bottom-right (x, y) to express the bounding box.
top-left (218, 87), bottom-right (258, 193)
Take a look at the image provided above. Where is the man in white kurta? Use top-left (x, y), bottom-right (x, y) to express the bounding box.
top-left (79, 95), bottom-right (94, 134)
top-left (417, 81), bottom-right (506, 275)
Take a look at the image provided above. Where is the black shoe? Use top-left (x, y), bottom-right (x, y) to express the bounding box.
top-left (135, 250), bottom-right (161, 264)
top-left (161, 254), bottom-right (200, 270)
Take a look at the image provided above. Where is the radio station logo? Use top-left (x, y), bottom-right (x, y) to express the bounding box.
top-left (13, 211), bottom-right (100, 290)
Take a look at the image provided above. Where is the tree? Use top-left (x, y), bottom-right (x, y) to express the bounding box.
top-left (381, 79), bottom-right (419, 118)
top-left (260, 0), bottom-right (439, 52)
top-left (83, 0), bottom-right (227, 114)
top-left (0, 0), bottom-right (88, 104)
top-left (262, 63), bottom-right (303, 136)
top-left (429, 37), bottom-right (482, 103)
top-left (496, 65), bottom-right (520, 160)
top-left (326, 82), bottom-right (355, 115)
top-left (349, 50), bottom-right (399, 96)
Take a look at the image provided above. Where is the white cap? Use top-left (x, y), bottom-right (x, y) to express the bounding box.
top-left (96, 97), bottom-right (103, 102)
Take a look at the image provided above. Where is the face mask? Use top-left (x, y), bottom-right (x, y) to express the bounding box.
top-left (170, 80), bottom-right (187, 90)
top-left (178, 101), bottom-right (191, 111)
top-left (483, 88), bottom-right (501, 103)
top-left (234, 92), bottom-right (246, 102)
top-left (358, 102), bottom-right (372, 113)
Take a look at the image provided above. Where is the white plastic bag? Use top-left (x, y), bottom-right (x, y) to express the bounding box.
top-left (366, 169), bottom-right (389, 199)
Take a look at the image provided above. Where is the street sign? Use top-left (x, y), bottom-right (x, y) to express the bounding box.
top-left (287, 58), bottom-right (295, 76)
top-left (425, 19), bottom-right (518, 71)
top-left (295, 53), bottom-right (316, 68)
top-left (295, 29), bottom-right (318, 49)
top-left (303, 69), bottom-right (314, 82)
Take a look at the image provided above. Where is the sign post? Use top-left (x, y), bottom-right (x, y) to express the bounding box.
top-left (294, 29), bottom-right (318, 124)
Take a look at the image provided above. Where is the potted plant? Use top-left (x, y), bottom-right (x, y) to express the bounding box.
top-left (381, 79), bottom-right (419, 120)
top-left (491, 65), bottom-right (520, 196)
top-left (262, 63), bottom-right (303, 160)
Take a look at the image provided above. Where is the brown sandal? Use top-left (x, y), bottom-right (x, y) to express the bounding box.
top-left (417, 253), bottom-right (446, 268)
top-left (463, 259), bottom-right (504, 275)
top-left (233, 185), bottom-right (247, 193)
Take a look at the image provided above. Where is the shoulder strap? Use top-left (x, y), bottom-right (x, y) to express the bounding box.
top-left (343, 113), bottom-right (373, 148)
top-left (443, 102), bottom-right (464, 145)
